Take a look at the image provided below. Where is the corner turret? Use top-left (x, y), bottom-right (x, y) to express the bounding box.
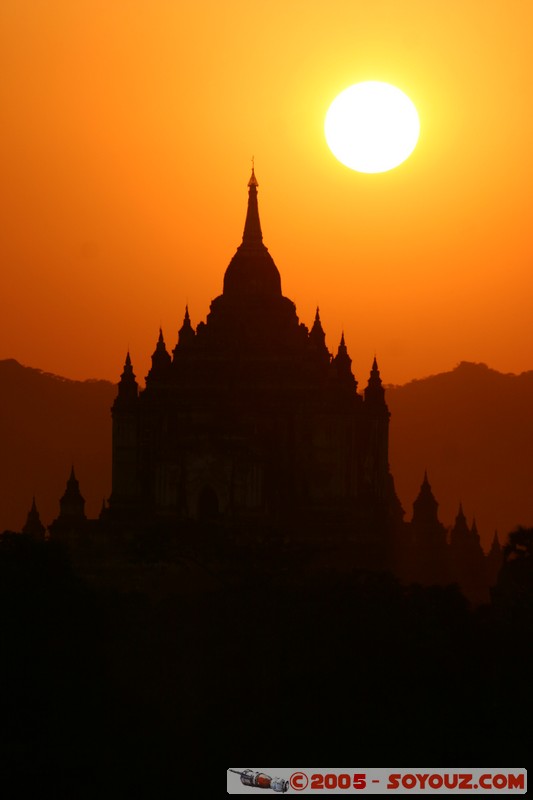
top-left (173, 306), bottom-right (195, 357)
top-left (146, 328), bottom-right (171, 383)
top-left (412, 471), bottom-right (440, 528)
top-left (308, 307), bottom-right (330, 365)
top-left (332, 331), bottom-right (358, 389)
top-left (48, 466), bottom-right (88, 539)
top-left (114, 352), bottom-right (139, 408)
top-left (22, 497), bottom-right (46, 540)
top-left (364, 357), bottom-right (387, 407)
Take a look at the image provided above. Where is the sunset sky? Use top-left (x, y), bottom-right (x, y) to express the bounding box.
top-left (1, 1), bottom-right (532, 385)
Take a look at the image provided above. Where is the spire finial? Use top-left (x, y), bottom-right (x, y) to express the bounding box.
top-left (248, 157), bottom-right (258, 188)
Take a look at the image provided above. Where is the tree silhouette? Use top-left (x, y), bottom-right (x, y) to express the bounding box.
top-left (493, 527), bottom-right (533, 613)
top-left (503, 526), bottom-right (533, 562)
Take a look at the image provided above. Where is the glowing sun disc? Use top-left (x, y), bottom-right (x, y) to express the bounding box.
top-left (325, 82), bottom-right (420, 173)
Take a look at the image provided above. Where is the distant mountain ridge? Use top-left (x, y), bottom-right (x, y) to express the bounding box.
top-left (0, 358), bottom-right (531, 549)
top-left (0, 359), bottom-right (115, 533)
top-left (387, 361), bottom-right (533, 550)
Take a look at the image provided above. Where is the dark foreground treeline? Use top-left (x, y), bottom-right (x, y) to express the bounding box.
top-left (0, 533), bottom-right (531, 789)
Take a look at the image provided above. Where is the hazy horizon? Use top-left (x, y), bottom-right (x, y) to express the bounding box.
top-left (2, 354), bottom-right (530, 388)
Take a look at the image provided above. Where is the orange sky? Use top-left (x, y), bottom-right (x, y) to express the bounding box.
top-left (1, 0), bottom-right (532, 386)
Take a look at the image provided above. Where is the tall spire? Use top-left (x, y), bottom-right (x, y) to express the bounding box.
top-left (222, 168), bottom-right (281, 298)
top-left (242, 166), bottom-right (263, 246)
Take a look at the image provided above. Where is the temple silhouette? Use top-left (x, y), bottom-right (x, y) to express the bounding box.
top-left (400, 470), bottom-right (502, 603)
top-left (20, 169), bottom-right (502, 599)
top-left (103, 167), bottom-right (401, 567)
top-left (2, 172), bottom-right (527, 780)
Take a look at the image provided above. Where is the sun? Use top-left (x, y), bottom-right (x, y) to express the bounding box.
top-left (325, 82), bottom-right (420, 174)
